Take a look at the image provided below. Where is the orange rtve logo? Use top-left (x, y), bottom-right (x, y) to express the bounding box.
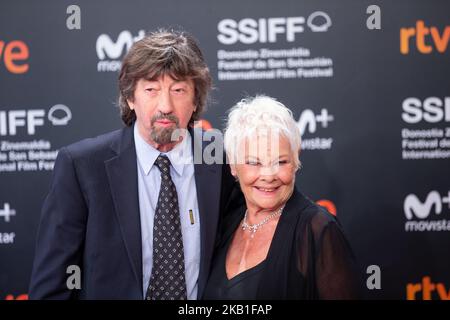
top-left (5, 294), bottom-right (28, 300)
top-left (193, 119), bottom-right (213, 131)
top-left (316, 199), bottom-right (336, 216)
top-left (0, 40), bottom-right (29, 74)
top-left (407, 276), bottom-right (450, 300)
top-left (400, 20), bottom-right (450, 54)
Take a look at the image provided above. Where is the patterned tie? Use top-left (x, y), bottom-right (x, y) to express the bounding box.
top-left (146, 154), bottom-right (187, 300)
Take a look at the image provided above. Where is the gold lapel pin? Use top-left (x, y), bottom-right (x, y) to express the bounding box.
top-left (189, 209), bottom-right (195, 225)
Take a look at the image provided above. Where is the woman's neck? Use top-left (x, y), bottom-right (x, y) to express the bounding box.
top-left (245, 204), bottom-right (284, 225)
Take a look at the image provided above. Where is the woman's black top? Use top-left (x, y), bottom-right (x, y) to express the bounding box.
top-left (203, 224), bottom-right (266, 299)
top-left (204, 187), bottom-right (361, 300)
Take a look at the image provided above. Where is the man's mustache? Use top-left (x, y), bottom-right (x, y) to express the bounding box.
top-left (151, 113), bottom-right (180, 126)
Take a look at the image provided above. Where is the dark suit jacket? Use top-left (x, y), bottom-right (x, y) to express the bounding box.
top-left (29, 124), bottom-right (238, 299)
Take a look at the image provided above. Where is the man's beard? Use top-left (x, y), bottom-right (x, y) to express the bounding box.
top-left (150, 113), bottom-right (180, 145)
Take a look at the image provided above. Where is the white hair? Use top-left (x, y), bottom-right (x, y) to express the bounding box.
top-left (224, 95), bottom-right (301, 169)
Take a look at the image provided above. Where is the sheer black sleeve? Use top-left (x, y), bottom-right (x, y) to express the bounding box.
top-left (296, 209), bottom-right (362, 299)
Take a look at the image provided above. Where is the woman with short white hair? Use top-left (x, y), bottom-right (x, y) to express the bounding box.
top-left (204, 95), bottom-right (360, 299)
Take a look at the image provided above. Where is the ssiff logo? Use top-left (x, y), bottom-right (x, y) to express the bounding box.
top-left (217, 12), bottom-right (332, 45)
top-left (404, 190), bottom-right (450, 232)
top-left (0, 104), bottom-right (72, 136)
top-left (401, 97), bottom-right (450, 124)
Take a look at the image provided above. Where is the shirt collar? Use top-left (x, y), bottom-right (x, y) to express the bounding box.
top-left (134, 122), bottom-right (192, 177)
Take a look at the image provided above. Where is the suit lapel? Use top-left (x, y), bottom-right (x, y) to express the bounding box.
top-left (104, 125), bottom-right (143, 295)
top-left (190, 127), bottom-right (222, 299)
top-left (102, 126), bottom-right (223, 299)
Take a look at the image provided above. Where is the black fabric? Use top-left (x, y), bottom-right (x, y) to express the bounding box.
top-left (146, 155), bottom-right (187, 300)
top-left (204, 187), bottom-right (361, 300)
top-left (203, 227), bottom-right (265, 300)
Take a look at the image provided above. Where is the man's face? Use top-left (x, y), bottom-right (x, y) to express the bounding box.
top-left (127, 74), bottom-right (196, 150)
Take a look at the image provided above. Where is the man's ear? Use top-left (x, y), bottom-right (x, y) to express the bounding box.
top-left (127, 99), bottom-right (134, 110)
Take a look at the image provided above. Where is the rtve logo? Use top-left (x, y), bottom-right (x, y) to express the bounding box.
top-left (297, 109), bottom-right (334, 135)
top-left (0, 39), bottom-right (29, 74)
top-left (5, 294), bottom-right (28, 300)
top-left (96, 30), bottom-right (145, 72)
top-left (407, 276), bottom-right (450, 300)
top-left (400, 20), bottom-right (450, 54)
top-left (0, 104), bottom-right (72, 136)
top-left (218, 12), bottom-right (332, 45)
top-left (316, 199), bottom-right (336, 216)
top-left (404, 190), bottom-right (450, 232)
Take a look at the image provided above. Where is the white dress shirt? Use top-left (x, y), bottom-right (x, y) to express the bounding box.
top-left (134, 124), bottom-right (201, 299)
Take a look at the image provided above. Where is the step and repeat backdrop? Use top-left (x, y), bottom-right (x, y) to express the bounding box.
top-left (1, 0), bottom-right (449, 300)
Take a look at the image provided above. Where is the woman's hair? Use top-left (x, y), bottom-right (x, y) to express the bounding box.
top-left (224, 95), bottom-right (301, 170)
top-left (118, 29), bottom-right (212, 126)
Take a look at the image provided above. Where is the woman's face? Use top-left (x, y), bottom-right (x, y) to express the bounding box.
top-left (231, 134), bottom-right (297, 214)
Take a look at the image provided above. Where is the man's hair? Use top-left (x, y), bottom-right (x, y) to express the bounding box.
top-left (118, 29), bottom-right (212, 126)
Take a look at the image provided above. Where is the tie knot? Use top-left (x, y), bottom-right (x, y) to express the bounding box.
top-left (155, 154), bottom-right (171, 174)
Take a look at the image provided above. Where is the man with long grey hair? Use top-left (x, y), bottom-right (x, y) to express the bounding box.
top-left (29, 29), bottom-right (240, 300)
